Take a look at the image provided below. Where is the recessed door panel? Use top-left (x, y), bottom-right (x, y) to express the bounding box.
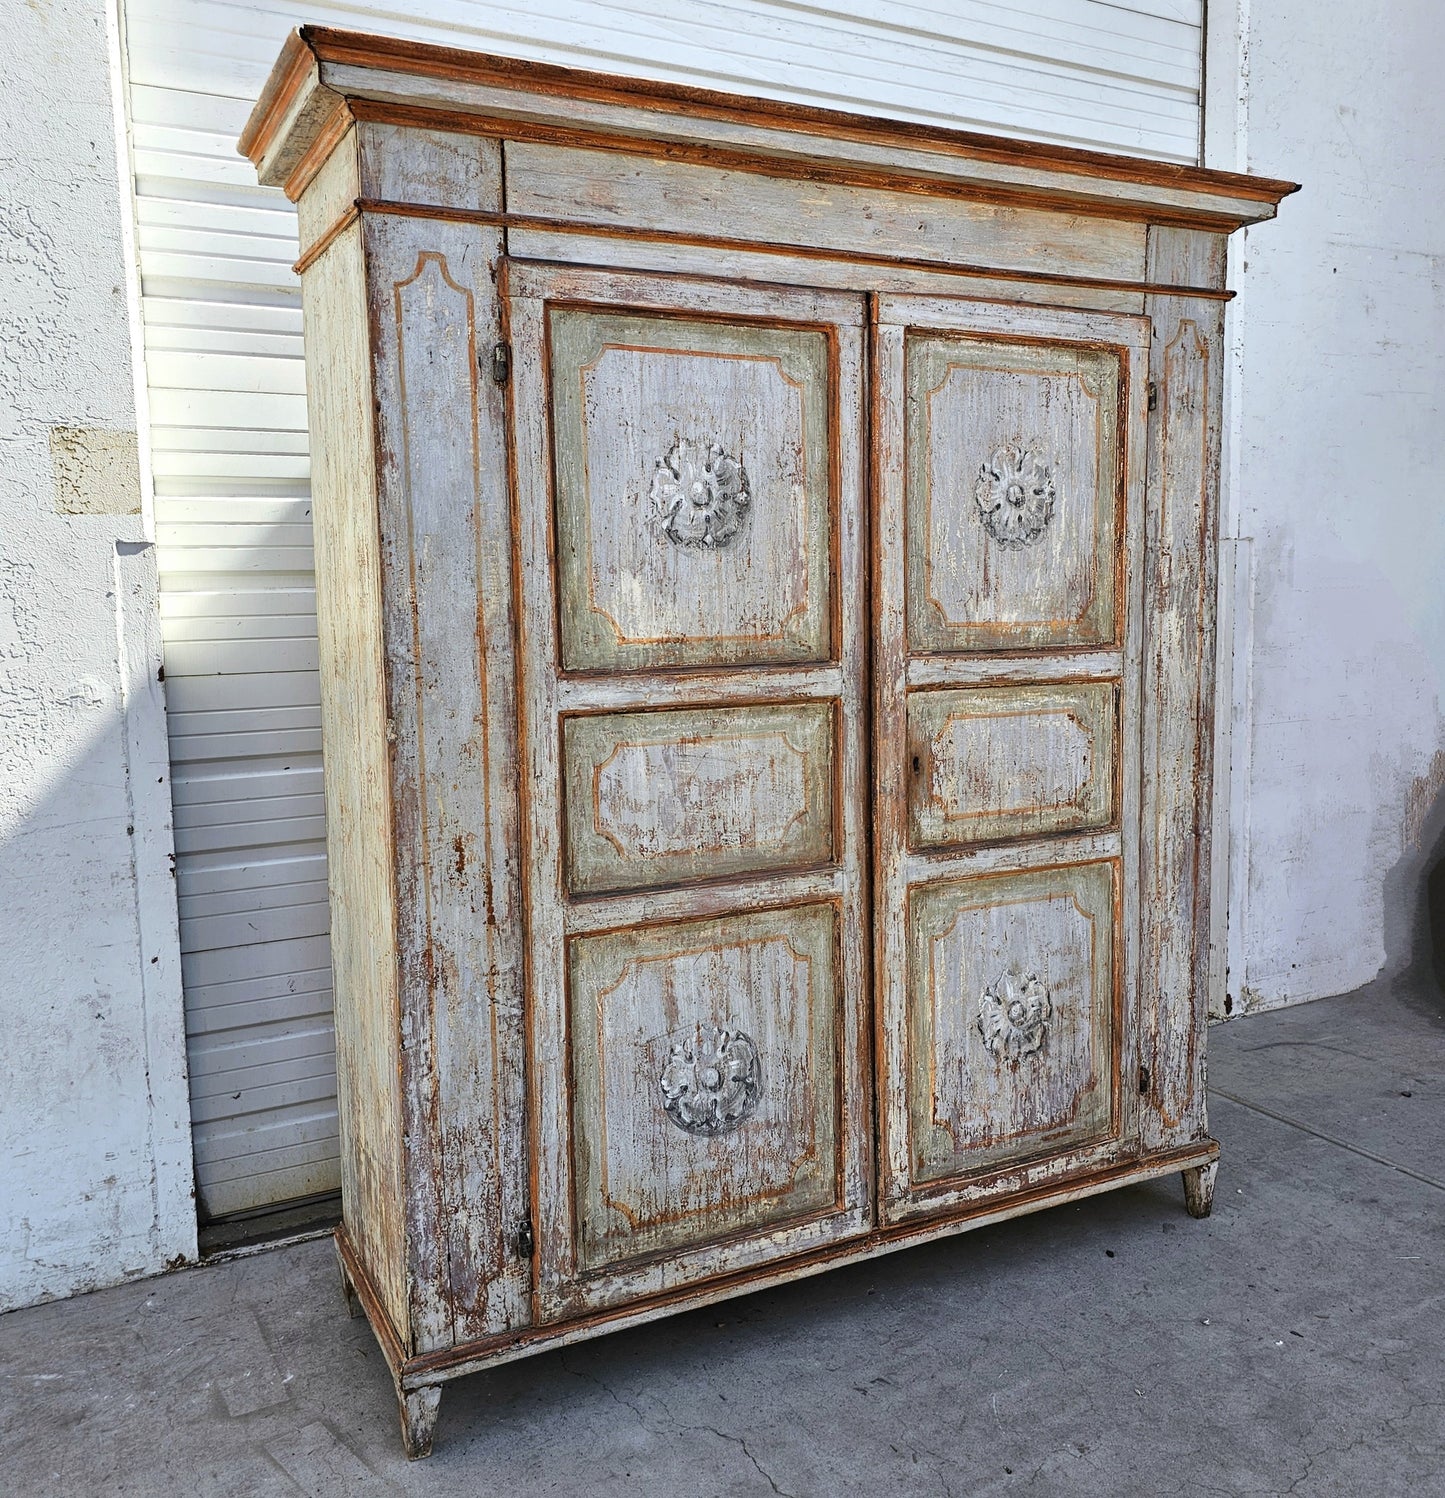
top-left (906, 860), bottom-right (1118, 1188)
top-left (905, 334), bottom-right (1123, 653)
top-left (563, 702), bottom-right (836, 895)
top-left (549, 309), bottom-right (834, 672)
top-left (569, 904), bottom-right (840, 1275)
top-left (907, 681), bottom-right (1118, 849)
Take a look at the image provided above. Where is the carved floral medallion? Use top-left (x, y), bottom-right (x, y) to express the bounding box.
top-left (649, 437), bottom-right (752, 548)
top-left (659, 1023), bottom-right (762, 1135)
top-left (978, 970), bottom-right (1053, 1061)
top-left (973, 445), bottom-right (1056, 548)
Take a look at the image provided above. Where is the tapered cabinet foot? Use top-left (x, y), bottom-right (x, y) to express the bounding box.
top-left (1182, 1160), bottom-right (1218, 1219)
top-left (400, 1385), bottom-right (443, 1460)
top-left (335, 1238), bottom-right (360, 1319)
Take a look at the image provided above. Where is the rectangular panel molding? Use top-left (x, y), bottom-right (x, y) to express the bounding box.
top-left (240, 26), bottom-right (1296, 1459)
top-left (907, 680), bottom-right (1119, 849)
top-left (563, 701), bottom-right (837, 895)
top-left (549, 308), bottom-right (835, 672)
top-left (903, 859), bottom-right (1123, 1202)
top-left (904, 334), bottom-right (1124, 653)
top-left (567, 902), bottom-right (844, 1285)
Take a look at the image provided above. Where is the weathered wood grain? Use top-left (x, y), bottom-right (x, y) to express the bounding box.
top-left (359, 127), bottom-right (530, 1352)
top-left (269, 32), bottom-right (1276, 1453)
top-left (873, 292), bottom-right (1148, 1223)
top-left (392, 1138), bottom-right (1218, 1394)
top-left (505, 227), bottom-right (1147, 312)
top-left (506, 142), bottom-right (1148, 287)
top-left (903, 333), bottom-right (1121, 654)
top-left (507, 262), bottom-right (871, 1321)
top-left (295, 124), bottom-right (359, 254)
top-left (905, 649), bottom-right (1123, 690)
top-left (906, 860), bottom-right (1119, 1187)
top-left (907, 680), bottom-right (1119, 849)
top-left (299, 219), bottom-right (407, 1339)
top-left (569, 904), bottom-right (841, 1276)
top-left (563, 701), bottom-right (837, 895)
top-left (358, 119), bottom-right (503, 207)
top-left (547, 306), bottom-right (833, 671)
top-left (1137, 227), bottom-right (1229, 1153)
top-left (243, 28), bottom-right (1299, 230)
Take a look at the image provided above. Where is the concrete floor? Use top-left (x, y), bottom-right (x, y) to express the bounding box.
top-left (4, 978), bottom-right (1444, 1497)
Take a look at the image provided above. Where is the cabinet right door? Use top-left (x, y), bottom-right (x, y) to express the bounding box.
top-left (873, 294), bottom-right (1151, 1223)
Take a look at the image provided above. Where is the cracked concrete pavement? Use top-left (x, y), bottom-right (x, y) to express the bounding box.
top-left (3, 975), bottom-right (1443, 1496)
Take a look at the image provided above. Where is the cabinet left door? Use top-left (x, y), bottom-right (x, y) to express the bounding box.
top-left (503, 262), bottom-right (872, 1321)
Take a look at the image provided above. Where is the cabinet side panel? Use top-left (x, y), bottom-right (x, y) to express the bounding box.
top-left (301, 222), bottom-right (408, 1336)
top-left (1138, 227), bottom-right (1227, 1151)
top-left (359, 125), bottom-right (530, 1352)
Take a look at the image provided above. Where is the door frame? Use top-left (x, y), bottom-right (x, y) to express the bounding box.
top-left (870, 292), bottom-right (1153, 1222)
top-left (500, 259), bottom-right (874, 1321)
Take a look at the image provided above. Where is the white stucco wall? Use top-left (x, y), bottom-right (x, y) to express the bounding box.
top-left (1210, 2), bottom-right (1445, 1010)
top-left (0, 0), bottom-right (194, 1309)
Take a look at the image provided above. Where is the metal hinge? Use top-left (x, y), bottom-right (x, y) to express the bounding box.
top-left (490, 341), bottom-right (511, 385)
top-left (513, 1218), bottom-right (534, 1260)
top-left (1147, 380), bottom-right (1158, 412)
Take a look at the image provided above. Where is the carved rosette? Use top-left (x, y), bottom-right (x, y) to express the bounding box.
top-left (978, 970), bottom-right (1053, 1061)
top-left (974, 445), bottom-right (1056, 548)
top-left (650, 437), bottom-right (752, 548)
top-left (659, 1023), bottom-right (762, 1135)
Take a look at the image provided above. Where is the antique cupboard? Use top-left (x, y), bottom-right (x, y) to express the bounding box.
top-left (240, 27), bottom-right (1296, 1457)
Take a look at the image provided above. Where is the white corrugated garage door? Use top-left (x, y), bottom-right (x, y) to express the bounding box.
top-left (118, 0), bottom-right (1204, 1219)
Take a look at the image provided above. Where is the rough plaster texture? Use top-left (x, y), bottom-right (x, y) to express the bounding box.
top-left (1215, 1), bottom-right (1445, 1010)
top-left (0, 0), bottom-right (193, 1308)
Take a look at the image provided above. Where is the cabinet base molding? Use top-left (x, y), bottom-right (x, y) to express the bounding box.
top-left (338, 1140), bottom-right (1218, 1453)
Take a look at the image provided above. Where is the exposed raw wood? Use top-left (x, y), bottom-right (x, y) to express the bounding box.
top-left (1182, 1159), bottom-right (1218, 1219)
top-left (902, 333), bottom-right (1123, 653)
top-left (546, 305), bottom-right (834, 672)
top-left (563, 701), bottom-right (837, 895)
top-left (399, 1386), bottom-right (442, 1461)
top-left (905, 860), bottom-right (1121, 1190)
top-left (261, 33), bottom-right (1284, 1457)
top-left (1137, 226), bottom-right (1229, 1155)
top-left (567, 905), bottom-right (843, 1282)
top-left (505, 228), bottom-right (1149, 313)
top-left (365, 1140), bottom-right (1222, 1394)
top-left (906, 679), bottom-right (1119, 849)
top-left (295, 125), bottom-right (359, 252)
top-left (872, 291), bottom-right (1149, 1227)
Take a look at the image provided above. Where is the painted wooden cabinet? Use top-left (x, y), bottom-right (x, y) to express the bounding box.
top-left (241, 27), bottom-right (1296, 1458)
